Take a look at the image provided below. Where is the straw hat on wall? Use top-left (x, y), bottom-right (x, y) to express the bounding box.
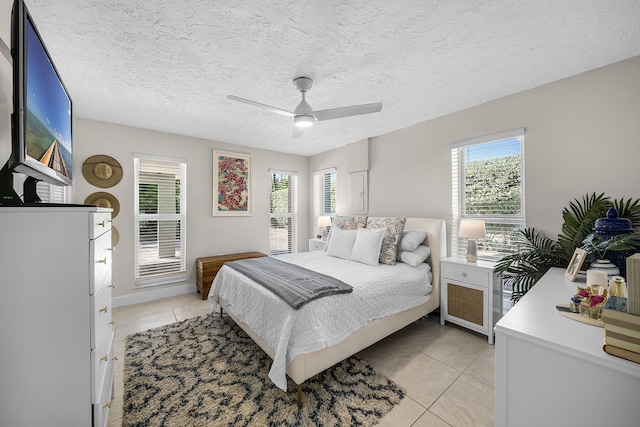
top-left (82, 155), bottom-right (122, 188)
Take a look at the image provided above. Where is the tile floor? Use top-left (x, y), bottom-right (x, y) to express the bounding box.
top-left (108, 293), bottom-right (494, 427)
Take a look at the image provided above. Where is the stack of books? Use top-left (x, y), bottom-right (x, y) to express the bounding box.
top-left (603, 297), bottom-right (640, 363)
top-left (603, 256), bottom-right (640, 363)
top-left (626, 253), bottom-right (640, 315)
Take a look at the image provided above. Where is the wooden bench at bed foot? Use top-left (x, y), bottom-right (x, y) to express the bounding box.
top-left (196, 252), bottom-right (267, 300)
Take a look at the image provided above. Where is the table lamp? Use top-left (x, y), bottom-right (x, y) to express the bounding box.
top-left (459, 219), bottom-right (486, 262)
top-left (317, 216), bottom-right (332, 241)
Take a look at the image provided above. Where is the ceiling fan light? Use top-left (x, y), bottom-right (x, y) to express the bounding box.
top-left (294, 114), bottom-right (314, 128)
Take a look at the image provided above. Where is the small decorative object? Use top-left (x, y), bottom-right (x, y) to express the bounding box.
top-left (317, 216), bottom-right (332, 241)
top-left (82, 155), bottom-right (123, 188)
top-left (588, 259), bottom-right (620, 277)
top-left (84, 191), bottom-right (120, 218)
top-left (586, 269), bottom-right (608, 289)
top-left (565, 248), bottom-right (587, 281)
top-left (458, 219), bottom-right (486, 263)
top-left (609, 276), bottom-right (627, 298)
top-left (583, 207), bottom-right (636, 277)
top-left (570, 296), bottom-right (582, 313)
top-left (213, 150), bottom-right (252, 216)
top-left (574, 285), bottom-right (608, 320)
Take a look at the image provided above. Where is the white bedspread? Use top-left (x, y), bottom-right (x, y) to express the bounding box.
top-left (208, 251), bottom-right (432, 391)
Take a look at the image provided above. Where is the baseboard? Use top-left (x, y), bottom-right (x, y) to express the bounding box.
top-left (112, 283), bottom-right (198, 308)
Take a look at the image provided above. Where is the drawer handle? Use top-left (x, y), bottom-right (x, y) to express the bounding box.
top-left (100, 355), bottom-right (108, 362)
top-left (461, 272), bottom-right (467, 278)
top-left (99, 306), bottom-right (108, 313)
top-left (98, 221), bottom-right (105, 227)
top-left (97, 258), bottom-right (107, 264)
top-left (103, 400), bottom-right (111, 409)
top-left (109, 283), bottom-right (115, 288)
top-left (109, 321), bottom-right (116, 326)
top-left (112, 355), bottom-right (118, 361)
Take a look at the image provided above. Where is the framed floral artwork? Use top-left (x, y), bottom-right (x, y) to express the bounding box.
top-left (213, 150), bottom-right (252, 216)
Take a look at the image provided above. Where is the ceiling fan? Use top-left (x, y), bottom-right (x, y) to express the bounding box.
top-left (227, 77), bottom-right (382, 133)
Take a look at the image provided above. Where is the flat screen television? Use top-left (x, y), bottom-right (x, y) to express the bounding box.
top-left (1, 0), bottom-right (73, 204)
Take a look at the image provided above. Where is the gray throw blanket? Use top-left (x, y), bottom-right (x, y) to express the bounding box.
top-left (224, 256), bottom-right (353, 309)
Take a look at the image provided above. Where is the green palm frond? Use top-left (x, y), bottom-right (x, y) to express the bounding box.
top-left (612, 198), bottom-right (640, 229)
top-left (496, 228), bottom-right (566, 302)
top-left (557, 192), bottom-right (609, 255)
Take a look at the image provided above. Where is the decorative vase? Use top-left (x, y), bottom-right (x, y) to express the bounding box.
top-left (588, 259), bottom-right (620, 277)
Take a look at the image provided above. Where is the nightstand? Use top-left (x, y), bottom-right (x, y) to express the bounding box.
top-left (308, 238), bottom-right (327, 251)
top-left (440, 257), bottom-right (502, 344)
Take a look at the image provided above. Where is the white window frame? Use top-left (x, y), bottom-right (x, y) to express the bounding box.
top-left (313, 167), bottom-right (336, 233)
top-left (451, 128), bottom-right (525, 261)
top-left (269, 169), bottom-right (298, 255)
top-left (134, 153), bottom-right (187, 287)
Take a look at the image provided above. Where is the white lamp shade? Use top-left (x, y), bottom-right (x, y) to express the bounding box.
top-left (317, 216), bottom-right (332, 227)
top-left (458, 219), bottom-right (486, 239)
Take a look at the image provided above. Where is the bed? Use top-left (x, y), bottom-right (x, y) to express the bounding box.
top-left (208, 217), bottom-right (446, 405)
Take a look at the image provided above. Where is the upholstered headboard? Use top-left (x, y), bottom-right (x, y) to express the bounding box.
top-left (404, 218), bottom-right (446, 289)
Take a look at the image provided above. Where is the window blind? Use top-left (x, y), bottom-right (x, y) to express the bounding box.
top-left (270, 169), bottom-right (297, 255)
top-left (451, 129), bottom-right (525, 261)
top-left (134, 155), bottom-right (187, 286)
top-left (312, 167), bottom-right (336, 235)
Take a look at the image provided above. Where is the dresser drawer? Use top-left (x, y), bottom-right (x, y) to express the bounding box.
top-left (91, 283), bottom-right (112, 349)
top-left (443, 263), bottom-right (490, 287)
top-left (93, 347), bottom-right (114, 427)
top-left (90, 212), bottom-right (112, 240)
top-left (92, 330), bottom-right (114, 404)
top-left (90, 230), bottom-right (112, 295)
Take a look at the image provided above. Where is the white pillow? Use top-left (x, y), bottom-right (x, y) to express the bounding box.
top-left (326, 227), bottom-right (357, 260)
top-left (398, 245), bottom-right (431, 267)
top-left (398, 231), bottom-right (428, 252)
top-left (350, 228), bottom-right (385, 266)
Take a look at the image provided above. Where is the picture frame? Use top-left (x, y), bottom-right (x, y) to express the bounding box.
top-left (213, 150), bottom-right (252, 216)
top-left (564, 248), bottom-right (587, 281)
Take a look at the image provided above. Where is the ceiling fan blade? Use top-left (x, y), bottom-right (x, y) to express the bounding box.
top-left (313, 102), bottom-right (382, 121)
top-left (227, 95), bottom-right (295, 118)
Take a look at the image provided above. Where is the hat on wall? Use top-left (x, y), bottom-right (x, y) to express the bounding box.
top-left (82, 155), bottom-right (123, 188)
top-left (84, 191), bottom-right (120, 218)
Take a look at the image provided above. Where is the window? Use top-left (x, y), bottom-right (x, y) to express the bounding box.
top-left (451, 129), bottom-right (525, 261)
top-left (134, 154), bottom-right (186, 286)
top-left (36, 181), bottom-right (69, 203)
top-left (270, 169), bottom-right (297, 255)
top-left (313, 167), bottom-right (336, 228)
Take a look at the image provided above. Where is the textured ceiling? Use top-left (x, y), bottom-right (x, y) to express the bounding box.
top-left (26, 0), bottom-right (640, 156)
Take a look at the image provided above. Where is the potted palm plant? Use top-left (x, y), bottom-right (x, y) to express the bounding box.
top-left (495, 193), bottom-right (640, 302)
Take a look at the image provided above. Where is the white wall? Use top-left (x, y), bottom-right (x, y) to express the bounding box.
top-left (72, 118), bottom-right (308, 303)
top-left (312, 55), bottom-right (640, 250)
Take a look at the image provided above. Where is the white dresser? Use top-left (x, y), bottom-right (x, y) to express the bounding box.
top-left (0, 206), bottom-right (115, 427)
top-left (495, 267), bottom-right (640, 427)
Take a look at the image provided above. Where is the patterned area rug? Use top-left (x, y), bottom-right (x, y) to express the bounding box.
top-left (123, 314), bottom-right (405, 426)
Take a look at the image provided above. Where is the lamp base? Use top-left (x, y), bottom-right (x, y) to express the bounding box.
top-left (466, 239), bottom-right (478, 262)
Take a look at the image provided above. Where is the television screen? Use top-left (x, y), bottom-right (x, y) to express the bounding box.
top-left (10, 0), bottom-right (73, 188)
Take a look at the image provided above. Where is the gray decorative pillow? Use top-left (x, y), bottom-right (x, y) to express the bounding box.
top-left (366, 217), bottom-right (406, 265)
top-left (398, 245), bottom-right (431, 267)
top-left (398, 231), bottom-right (428, 252)
top-left (325, 215), bottom-right (368, 250)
